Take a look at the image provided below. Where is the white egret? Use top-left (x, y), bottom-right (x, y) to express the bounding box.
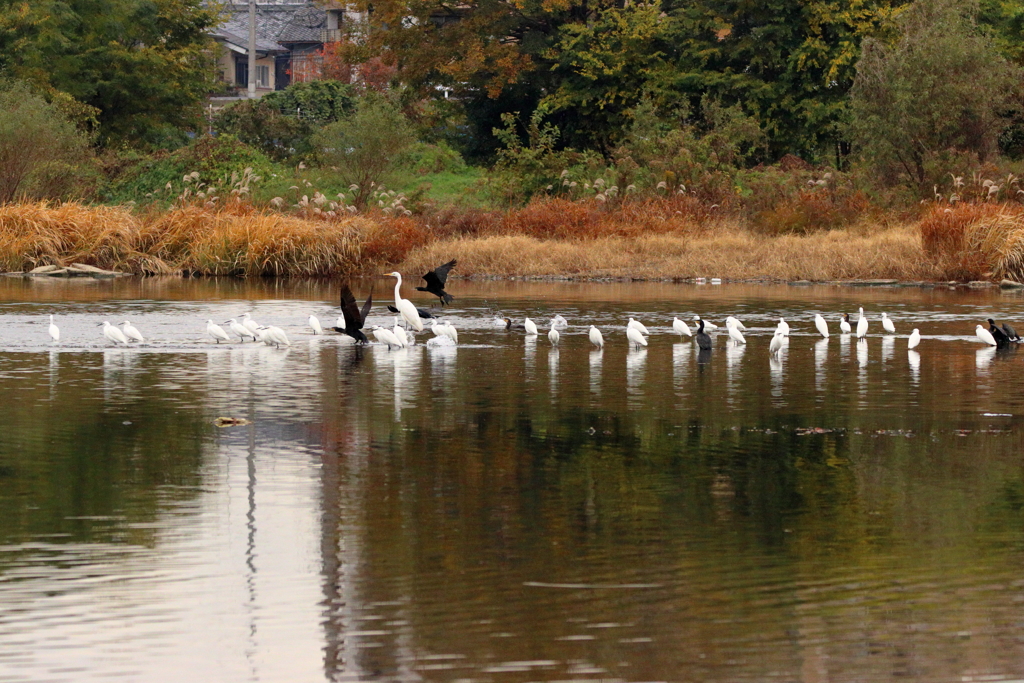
top-left (548, 324), bottom-right (560, 346)
top-left (121, 321), bottom-right (144, 343)
top-left (552, 314), bottom-right (568, 329)
top-left (695, 319), bottom-right (713, 350)
top-left (976, 324), bottom-right (997, 346)
top-left (776, 318), bottom-right (790, 336)
top-left (693, 315), bottom-right (718, 331)
top-left (430, 320), bottom-right (446, 338)
top-left (673, 317), bottom-right (692, 337)
top-left (814, 314), bottom-right (829, 338)
top-left (769, 330), bottom-right (785, 356)
top-left (240, 313), bottom-right (260, 336)
top-left (728, 324), bottom-right (746, 344)
top-left (856, 307), bottom-right (868, 338)
top-left (725, 316), bottom-right (747, 331)
top-left (442, 321), bottom-right (458, 344)
top-left (840, 313), bottom-right (852, 334)
top-left (881, 312), bottom-right (896, 334)
top-left (309, 314), bottom-right (323, 335)
top-left (227, 318), bottom-right (255, 342)
top-left (626, 325), bottom-right (648, 350)
top-left (392, 318), bottom-right (408, 348)
top-left (48, 315), bottom-right (59, 342)
top-left (207, 320), bottom-right (232, 344)
top-left (372, 326), bottom-right (403, 349)
top-left (265, 326), bottom-right (290, 348)
top-left (908, 328), bottom-right (921, 349)
top-left (589, 325), bottom-right (604, 348)
top-left (628, 318), bottom-right (651, 335)
top-left (100, 321), bottom-right (130, 346)
top-left (385, 271), bottom-right (424, 332)
top-left (524, 317), bottom-right (539, 335)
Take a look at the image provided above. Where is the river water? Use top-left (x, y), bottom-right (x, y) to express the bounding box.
top-left (2, 276), bottom-right (1024, 682)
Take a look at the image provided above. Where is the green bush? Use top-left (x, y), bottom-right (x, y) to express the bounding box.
top-left (214, 81), bottom-right (358, 161)
top-left (102, 134), bottom-right (280, 205)
top-left (311, 94), bottom-right (416, 207)
top-left (0, 81), bottom-right (94, 203)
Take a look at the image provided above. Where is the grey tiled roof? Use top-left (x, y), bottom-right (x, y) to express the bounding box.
top-left (211, 2), bottom-right (327, 52)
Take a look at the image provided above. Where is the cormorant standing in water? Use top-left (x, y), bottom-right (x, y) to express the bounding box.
top-left (695, 319), bottom-right (713, 351)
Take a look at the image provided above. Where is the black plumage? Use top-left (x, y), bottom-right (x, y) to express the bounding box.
top-left (331, 283), bottom-right (373, 343)
top-left (695, 319), bottom-right (713, 351)
top-left (1002, 321), bottom-right (1020, 341)
top-left (503, 317), bottom-right (526, 331)
top-left (988, 318), bottom-right (1013, 348)
top-left (387, 304), bottom-right (436, 319)
top-left (416, 259), bottom-right (456, 306)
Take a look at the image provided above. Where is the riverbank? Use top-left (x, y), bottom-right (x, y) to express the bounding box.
top-left (1, 199), bottom-right (1022, 282)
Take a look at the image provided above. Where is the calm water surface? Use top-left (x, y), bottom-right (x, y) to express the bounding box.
top-left (2, 277), bottom-right (1024, 682)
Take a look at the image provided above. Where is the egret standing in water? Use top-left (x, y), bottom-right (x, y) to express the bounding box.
top-left (840, 313), bottom-right (852, 334)
top-left (626, 325), bottom-right (648, 350)
top-left (628, 318), bottom-right (650, 336)
top-left (371, 325), bottom-right (404, 350)
top-left (100, 321), bottom-right (130, 346)
top-left (385, 271), bottom-right (424, 332)
top-left (226, 318), bottom-right (255, 342)
top-left (776, 318), bottom-right (790, 336)
top-left (908, 328), bottom-right (921, 349)
top-left (548, 323), bottom-right (560, 346)
top-left (695, 319), bottom-right (713, 351)
top-left (856, 308), bottom-right (868, 338)
top-left (769, 330), bottom-right (785, 356)
top-left (726, 319), bottom-right (746, 344)
top-left (725, 316), bottom-right (746, 331)
top-left (881, 312), bottom-right (896, 334)
top-left (121, 321), bottom-right (144, 343)
top-left (589, 325), bottom-right (604, 348)
top-left (392, 318), bottom-right (408, 348)
top-left (976, 324), bottom-right (997, 346)
top-left (672, 317), bottom-right (692, 338)
top-left (240, 313), bottom-right (260, 336)
top-left (48, 315), bottom-right (60, 343)
top-left (524, 317), bottom-right (539, 335)
top-left (309, 314), bottom-right (323, 335)
top-left (206, 320), bottom-right (232, 344)
top-left (814, 314), bottom-right (829, 338)
top-left (263, 326), bottom-right (290, 348)
top-left (693, 315), bottom-right (717, 331)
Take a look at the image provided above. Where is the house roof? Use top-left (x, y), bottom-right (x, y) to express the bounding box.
top-left (211, 2), bottom-right (328, 54)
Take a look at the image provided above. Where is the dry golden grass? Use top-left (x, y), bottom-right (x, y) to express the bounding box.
top-left (0, 201), bottom-right (143, 272)
top-left (919, 203), bottom-right (1024, 281)
top-left (0, 199), bottom-right (947, 281)
top-left (400, 225), bottom-right (936, 281)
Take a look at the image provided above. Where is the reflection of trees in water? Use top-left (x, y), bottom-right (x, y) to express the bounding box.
top-left (311, 336), bottom-right (1024, 682)
top-left (0, 351), bottom-right (211, 550)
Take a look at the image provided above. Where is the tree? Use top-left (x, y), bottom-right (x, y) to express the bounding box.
top-left (0, 81), bottom-right (91, 204)
top-left (0, 0), bottom-right (218, 147)
top-left (215, 81), bottom-right (358, 162)
top-left (311, 96), bottom-right (417, 207)
top-left (849, 0), bottom-right (1022, 188)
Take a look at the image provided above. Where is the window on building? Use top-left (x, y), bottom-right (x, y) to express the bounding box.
top-left (256, 65), bottom-right (270, 88)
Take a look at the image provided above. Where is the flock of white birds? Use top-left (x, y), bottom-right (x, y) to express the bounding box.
top-left (39, 270), bottom-right (1019, 355)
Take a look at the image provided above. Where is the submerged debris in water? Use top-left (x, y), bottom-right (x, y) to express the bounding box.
top-left (214, 417), bottom-right (250, 427)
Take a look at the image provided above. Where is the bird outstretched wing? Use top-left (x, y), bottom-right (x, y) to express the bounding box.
top-left (423, 259), bottom-right (457, 288)
top-left (359, 286), bottom-right (374, 326)
top-left (340, 283), bottom-right (364, 330)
